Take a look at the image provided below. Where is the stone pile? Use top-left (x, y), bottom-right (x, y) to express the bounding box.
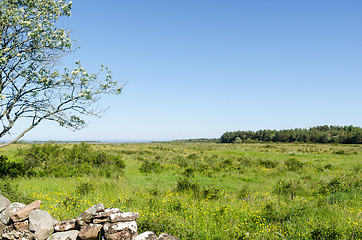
top-left (0, 195), bottom-right (179, 240)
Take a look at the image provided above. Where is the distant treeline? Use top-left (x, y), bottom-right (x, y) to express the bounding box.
top-left (172, 138), bottom-right (219, 143)
top-left (220, 125), bottom-right (362, 144)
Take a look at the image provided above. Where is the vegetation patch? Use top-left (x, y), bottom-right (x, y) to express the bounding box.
top-left (16, 142), bottom-right (125, 178)
top-left (0, 142), bottom-right (360, 239)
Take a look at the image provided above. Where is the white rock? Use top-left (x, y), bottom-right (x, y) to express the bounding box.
top-left (0, 195), bottom-right (11, 212)
top-left (0, 202), bottom-right (26, 225)
top-left (132, 231), bottom-right (157, 240)
top-left (29, 209), bottom-right (56, 240)
top-left (47, 230), bottom-right (79, 240)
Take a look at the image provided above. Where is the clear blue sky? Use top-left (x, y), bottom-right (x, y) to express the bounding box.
top-left (18, 0), bottom-right (362, 141)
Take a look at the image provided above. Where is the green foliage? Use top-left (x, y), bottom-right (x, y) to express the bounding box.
top-left (17, 143), bottom-right (125, 178)
top-left (62, 196), bottom-right (78, 208)
top-left (0, 155), bottom-right (29, 178)
top-left (76, 182), bottom-right (95, 195)
top-left (176, 177), bottom-right (200, 196)
top-left (237, 185), bottom-right (250, 199)
top-left (233, 137), bottom-right (242, 143)
top-left (274, 179), bottom-right (301, 199)
top-left (139, 160), bottom-right (163, 174)
top-left (182, 167), bottom-right (195, 178)
top-left (221, 125), bottom-right (362, 144)
top-left (258, 158), bottom-right (278, 168)
top-left (202, 186), bottom-right (220, 200)
top-left (0, 179), bottom-right (31, 204)
top-left (2, 142), bottom-right (361, 239)
top-left (0, 0), bottom-right (122, 147)
top-left (310, 226), bottom-right (342, 240)
top-left (285, 158), bottom-right (304, 171)
top-left (319, 176), bottom-right (360, 194)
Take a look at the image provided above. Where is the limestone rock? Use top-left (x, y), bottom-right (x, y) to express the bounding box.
top-left (109, 212), bottom-right (139, 222)
top-left (0, 202), bottom-right (26, 225)
top-left (77, 203), bottom-right (104, 223)
top-left (92, 207), bottom-right (121, 219)
top-left (10, 200), bottom-right (41, 222)
top-left (104, 221), bottom-right (137, 240)
top-left (29, 209), bottom-right (56, 240)
top-left (54, 219), bottom-right (77, 232)
top-left (78, 223), bottom-right (103, 240)
top-left (158, 233), bottom-right (180, 240)
top-left (103, 221), bottom-right (137, 234)
top-left (13, 219), bottom-right (29, 231)
top-left (105, 230), bottom-right (137, 240)
top-left (46, 230), bottom-right (79, 240)
top-left (76, 219), bottom-right (88, 228)
top-left (2, 225), bottom-right (34, 240)
top-left (0, 194), bottom-right (11, 212)
top-left (0, 220), bottom-right (7, 235)
top-left (92, 218), bottom-right (109, 224)
top-left (34, 229), bottom-right (55, 240)
top-left (132, 231), bottom-right (157, 240)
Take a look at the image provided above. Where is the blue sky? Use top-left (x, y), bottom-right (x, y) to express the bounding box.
top-left (16, 0), bottom-right (362, 141)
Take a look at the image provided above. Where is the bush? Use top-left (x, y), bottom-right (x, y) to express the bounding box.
top-left (176, 177), bottom-right (200, 196)
top-left (258, 158), bottom-right (278, 168)
top-left (76, 182), bottom-right (95, 195)
top-left (202, 186), bottom-right (220, 200)
top-left (310, 226), bottom-right (342, 239)
top-left (182, 167), bottom-right (195, 177)
top-left (139, 160), bottom-right (163, 174)
top-left (274, 179), bottom-right (300, 199)
top-left (0, 155), bottom-right (29, 178)
top-left (17, 143), bottom-right (125, 178)
top-left (285, 158), bottom-right (304, 171)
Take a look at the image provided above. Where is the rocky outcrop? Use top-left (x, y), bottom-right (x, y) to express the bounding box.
top-left (0, 194), bottom-right (179, 240)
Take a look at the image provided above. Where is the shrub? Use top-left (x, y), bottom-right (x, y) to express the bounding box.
top-left (333, 150), bottom-right (347, 155)
top-left (176, 177), bottom-right (200, 196)
top-left (258, 158), bottom-right (278, 168)
top-left (182, 167), bottom-right (195, 177)
top-left (274, 179), bottom-right (300, 199)
top-left (174, 155), bottom-right (188, 168)
top-left (139, 160), bottom-right (163, 174)
top-left (319, 177), bottom-right (342, 194)
top-left (76, 182), bottom-right (95, 195)
top-left (0, 155), bottom-right (29, 178)
top-left (324, 163), bottom-right (333, 170)
top-left (17, 143), bottom-right (125, 178)
top-left (202, 186), bottom-right (220, 200)
top-left (310, 226), bottom-right (342, 239)
top-left (237, 156), bottom-right (252, 167)
top-left (285, 158), bottom-right (304, 171)
top-left (17, 143), bottom-right (61, 168)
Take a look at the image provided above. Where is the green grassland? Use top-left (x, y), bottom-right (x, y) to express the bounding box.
top-left (0, 142), bottom-right (360, 239)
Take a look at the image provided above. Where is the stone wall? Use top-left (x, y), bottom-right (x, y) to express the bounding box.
top-left (0, 195), bottom-right (179, 240)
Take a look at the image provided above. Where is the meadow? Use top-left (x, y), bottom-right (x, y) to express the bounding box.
top-left (0, 142), bottom-right (360, 239)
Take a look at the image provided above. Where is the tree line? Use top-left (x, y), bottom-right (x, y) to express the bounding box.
top-left (220, 125), bottom-right (362, 144)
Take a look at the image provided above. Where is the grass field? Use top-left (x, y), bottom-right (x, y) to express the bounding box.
top-left (0, 142), bottom-right (361, 239)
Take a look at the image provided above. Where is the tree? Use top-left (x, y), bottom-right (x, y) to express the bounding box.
top-left (233, 137), bottom-right (242, 143)
top-left (0, 0), bottom-right (122, 147)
